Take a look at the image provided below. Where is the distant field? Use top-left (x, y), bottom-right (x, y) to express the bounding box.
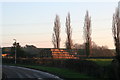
top-left (86, 59), bottom-right (113, 66)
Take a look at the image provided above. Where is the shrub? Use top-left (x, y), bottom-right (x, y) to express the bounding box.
top-left (63, 59), bottom-right (103, 78)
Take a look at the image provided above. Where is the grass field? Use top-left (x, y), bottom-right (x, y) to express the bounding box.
top-left (86, 59), bottom-right (113, 66)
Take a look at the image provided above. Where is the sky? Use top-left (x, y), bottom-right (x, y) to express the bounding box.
top-left (0, 0), bottom-right (120, 49)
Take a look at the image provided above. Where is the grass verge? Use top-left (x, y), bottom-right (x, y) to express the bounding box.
top-left (3, 63), bottom-right (95, 79)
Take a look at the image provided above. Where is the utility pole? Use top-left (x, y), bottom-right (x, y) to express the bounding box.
top-left (13, 39), bottom-right (17, 64)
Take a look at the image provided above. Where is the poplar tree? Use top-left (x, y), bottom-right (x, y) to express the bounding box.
top-left (83, 11), bottom-right (92, 57)
top-left (52, 15), bottom-right (61, 48)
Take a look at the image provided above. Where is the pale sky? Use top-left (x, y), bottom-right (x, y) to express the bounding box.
top-left (0, 1), bottom-right (120, 49)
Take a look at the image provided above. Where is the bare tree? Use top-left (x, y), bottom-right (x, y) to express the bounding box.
top-left (65, 12), bottom-right (73, 49)
top-left (52, 15), bottom-right (61, 48)
top-left (83, 11), bottom-right (92, 57)
top-left (112, 7), bottom-right (120, 61)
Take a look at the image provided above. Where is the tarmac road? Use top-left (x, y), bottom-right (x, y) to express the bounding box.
top-left (2, 65), bottom-right (63, 80)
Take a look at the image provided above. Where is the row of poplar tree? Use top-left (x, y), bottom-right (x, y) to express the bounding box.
top-left (52, 5), bottom-right (120, 58)
top-left (52, 11), bottom-right (91, 57)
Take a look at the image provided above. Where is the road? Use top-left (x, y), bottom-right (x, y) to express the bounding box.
top-left (2, 65), bottom-right (63, 80)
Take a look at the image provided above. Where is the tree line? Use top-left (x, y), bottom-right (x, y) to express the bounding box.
top-left (52, 11), bottom-right (93, 57)
top-left (52, 6), bottom-right (120, 58)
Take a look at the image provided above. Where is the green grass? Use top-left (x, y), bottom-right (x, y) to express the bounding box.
top-left (4, 59), bottom-right (113, 79)
top-left (4, 63), bottom-right (94, 79)
top-left (95, 61), bottom-right (112, 66)
top-left (86, 59), bottom-right (113, 66)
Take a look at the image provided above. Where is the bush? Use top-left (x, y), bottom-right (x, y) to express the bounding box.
top-left (63, 59), bottom-right (103, 78)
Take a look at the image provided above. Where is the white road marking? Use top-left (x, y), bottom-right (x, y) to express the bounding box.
top-left (38, 78), bottom-right (42, 80)
top-left (15, 71), bottom-right (24, 78)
